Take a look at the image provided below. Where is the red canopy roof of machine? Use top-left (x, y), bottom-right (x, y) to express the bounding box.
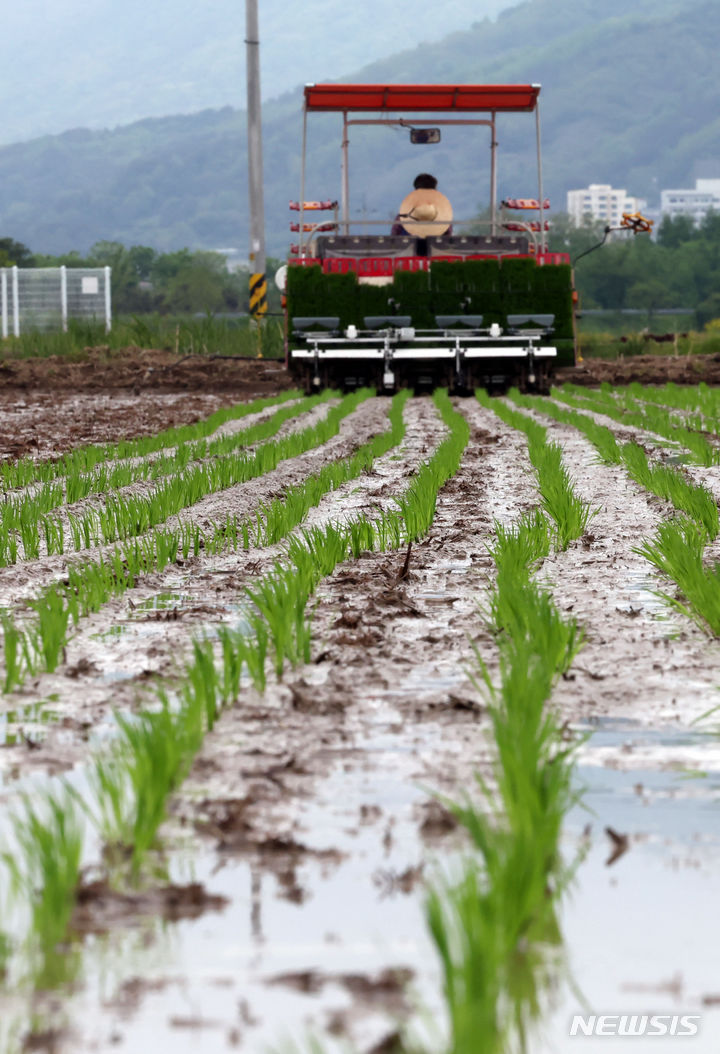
top-left (303, 83), bottom-right (541, 113)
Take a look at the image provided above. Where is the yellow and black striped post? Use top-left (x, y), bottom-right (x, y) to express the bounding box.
top-left (248, 268), bottom-right (267, 358)
top-left (249, 271), bottom-right (267, 320)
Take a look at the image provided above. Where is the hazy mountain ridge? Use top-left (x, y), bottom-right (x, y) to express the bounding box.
top-left (0, 0), bottom-right (716, 256)
top-left (1, 0), bottom-right (511, 145)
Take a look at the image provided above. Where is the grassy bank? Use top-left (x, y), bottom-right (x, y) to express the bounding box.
top-left (0, 314), bottom-right (285, 360)
top-left (577, 326), bottom-right (720, 361)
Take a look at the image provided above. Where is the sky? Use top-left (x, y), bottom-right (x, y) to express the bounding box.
top-left (1, 0), bottom-right (517, 144)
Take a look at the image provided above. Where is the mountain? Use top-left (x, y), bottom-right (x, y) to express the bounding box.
top-left (1, 0), bottom-right (717, 258)
top-left (0, 0), bottom-right (511, 145)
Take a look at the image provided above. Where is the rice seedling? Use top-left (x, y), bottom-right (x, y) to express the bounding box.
top-left (90, 691), bottom-right (204, 874)
top-left (2, 787), bottom-right (84, 988)
top-left (2, 617), bottom-right (26, 693)
top-left (30, 587), bottom-right (70, 673)
top-left (620, 441), bottom-right (719, 539)
top-left (635, 516), bottom-right (720, 636)
top-left (531, 441), bottom-right (593, 550)
top-left (426, 831), bottom-right (565, 1054)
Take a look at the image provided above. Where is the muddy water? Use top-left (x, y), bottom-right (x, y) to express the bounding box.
top-left (3, 395), bottom-right (720, 1051)
top-left (542, 725), bottom-right (720, 1054)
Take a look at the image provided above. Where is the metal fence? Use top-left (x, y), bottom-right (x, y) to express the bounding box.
top-left (0, 266), bottom-right (112, 336)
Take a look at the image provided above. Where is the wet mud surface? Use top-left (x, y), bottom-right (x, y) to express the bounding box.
top-left (0, 348), bottom-right (292, 396)
top-left (0, 390), bottom-right (241, 462)
top-left (557, 352), bottom-right (720, 387)
top-left (1, 389), bottom-right (720, 1050)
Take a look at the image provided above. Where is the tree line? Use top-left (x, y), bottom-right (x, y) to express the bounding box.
top-left (3, 213), bottom-right (720, 327)
top-left (0, 238), bottom-right (282, 315)
top-left (548, 212), bottom-right (720, 326)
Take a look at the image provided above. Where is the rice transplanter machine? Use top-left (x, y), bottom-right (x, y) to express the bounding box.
top-left (280, 83), bottom-right (578, 393)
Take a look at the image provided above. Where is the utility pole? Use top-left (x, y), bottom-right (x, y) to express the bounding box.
top-left (245, 0), bottom-right (267, 329)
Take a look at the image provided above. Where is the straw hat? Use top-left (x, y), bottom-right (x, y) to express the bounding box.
top-left (396, 188), bottom-right (453, 236)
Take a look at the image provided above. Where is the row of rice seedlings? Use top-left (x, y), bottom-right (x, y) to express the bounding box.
top-left (476, 389), bottom-right (593, 550)
top-left (517, 392), bottom-right (720, 638)
top-left (0, 390), bottom-right (301, 492)
top-left (1, 392), bottom-right (408, 693)
top-left (506, 390), bottom-right (622, 464)
top-left (417, 456), bottom-right (585, 1051)
top-left (601, 385), bottom-right (719, 466)
top-left (554, 384), bottom-right (718, 466)
top-left (0, 392), bottom-right (328, 564)
top-left (625, 437), bottom-right (720, 635)
top-left (508, 389), bottom-right (719, 538)
top-left (104, 390), bottom-right (466, 868)
top-left (635, 516), bottom-right (720, 636)
top-left (609, 381), bottom-right (719, 435)
top-left (626, 381), bottom-right (720, 432)
top-left (620, 442), bottom-right (719, 538)
top-left (0, 389), bottom-right (369, 568)
top-left (2, 786), bottom-right (84, 989)
top-left (0, 390), bottom-right (467, 978)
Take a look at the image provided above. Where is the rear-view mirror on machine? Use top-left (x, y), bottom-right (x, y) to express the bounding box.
top-left (409, 128), bottom-right (441, 144)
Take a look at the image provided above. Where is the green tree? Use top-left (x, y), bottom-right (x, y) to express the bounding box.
top-left (657, 214), bottom-right (696, 249)
top-left (159, 253), bottom-right (229, 313)
top-left (626, 277), bottom-right (672, 324)
top-left (0, 238), bottom-right (34, 267)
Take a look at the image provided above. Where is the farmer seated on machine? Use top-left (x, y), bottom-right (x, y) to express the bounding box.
top-left (391, 173), bottom-right (453, 238)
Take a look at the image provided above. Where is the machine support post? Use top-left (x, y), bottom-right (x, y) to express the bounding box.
top-left (535, 92), bottom-right (545, 254)
top-left (455, 338), bottom-right (464, 390)
top-left (245, 0), bottom-right (267, 324)
top-left (341, 112), bottom-right (350, 235)
top-left (490, 113), bottom-right (497, 237)
top-left (300, 104), bottom-right (308, 255)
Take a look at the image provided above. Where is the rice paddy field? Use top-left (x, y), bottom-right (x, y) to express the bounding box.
top-left (1, 379), bottom-right (720, 1053)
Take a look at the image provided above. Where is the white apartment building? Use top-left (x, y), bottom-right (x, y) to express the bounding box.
top-left (660, 179), bottom-right (720, 225)
top-left (566, 184), bottom-right (645, 227)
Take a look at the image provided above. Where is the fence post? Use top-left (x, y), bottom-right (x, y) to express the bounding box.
top-left (104, 266), bottom-right (112, 333)
top-left (1, 269), bottom-right (7, 339)
top-left (60, 265), bottom-right (68, 332)
top-left (11, 266), bottom-right (20, 338)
